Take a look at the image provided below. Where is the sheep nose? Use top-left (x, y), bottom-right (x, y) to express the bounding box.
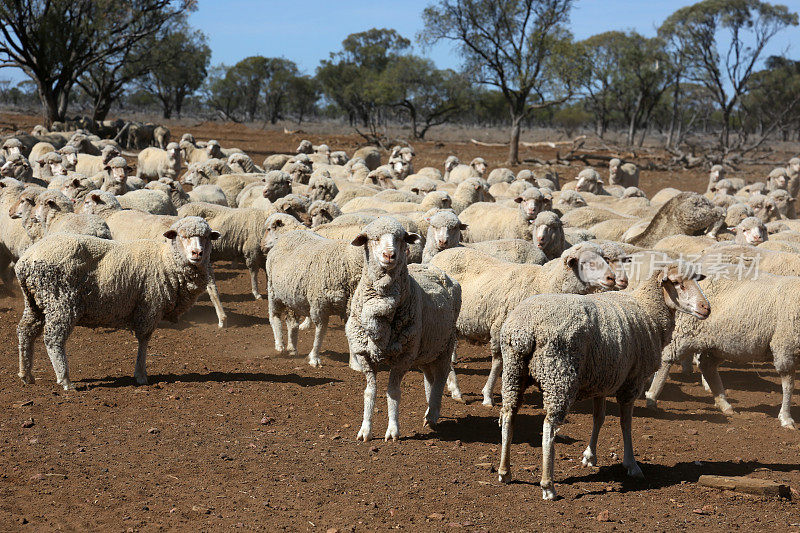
top-left (605, 274), bottom-right (615, 285)
top-left (382, 251), bottom-right (395, 261)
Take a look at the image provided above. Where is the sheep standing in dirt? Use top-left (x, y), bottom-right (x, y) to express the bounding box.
top-left (497, 265), bottom-right (710, 500)
top-left (265, 221), bottom-right (365, 367)
top-left (608, 158), bottom-right (639, 188)
top-left (645, 272), bottom-right (799, 429)
top-left (431, 243), bottom-right (617, 406)
top-left (346, 217), bottom-right (461, 441)
top-left (136, 142), bottom-right (182, 182)
top-left (16, 217), bottom-right (220, 389)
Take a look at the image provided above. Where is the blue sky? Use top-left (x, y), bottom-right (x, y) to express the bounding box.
top-left (2, 0), bottom-right (800, 83)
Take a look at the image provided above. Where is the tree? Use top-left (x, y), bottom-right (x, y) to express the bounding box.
top-left (381, 55), bottom-right (472, 139)
top-left (0, 0), bottom-right (192, 126)
top-left (420, 0), bottom-right (576, 163)
top-left (316, 28), bottom-right (410, 136)
top-left (136, 25), bottom-right (210, 119)
top-left (661, 0), bottom-right (798, 152)
top-left (286, 75), bottom-right (320, 124)
top-left (263, 59), bottom-right (299, 124)
top-left (741, 56), bottom-right (800, 142)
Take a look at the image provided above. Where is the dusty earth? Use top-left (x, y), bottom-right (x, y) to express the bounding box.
top-left (0, 112), bottom-right (798, 531)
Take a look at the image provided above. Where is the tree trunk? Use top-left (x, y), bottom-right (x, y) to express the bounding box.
top-left (508, 114), bottom-right (523, 165)
top-left (666, 82), bottom-right (680, 149)
top-left (627, 94), bottom-right (643, 146)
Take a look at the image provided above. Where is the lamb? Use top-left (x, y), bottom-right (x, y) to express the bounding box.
top-left (447, 157), bottom-right (487, 184)
top-left (608, 158), bottom-right (639, 187)
top-left (430, 243), bottom-right (617, 406)
top-left (345, 217), bottom-right (461, 441)
top-left (459, 188), bottom-right (545, 241)
top-left (625, 192), bottom-right (721, 248)
top-left (265, 224), bottom-right (365, 367)
top-left (15, 216), bottom-right (220, 389)
top-left (421, 210), bottom-right (467, 263)
top-left (497, 265), bottom-right (709, 499)
top-left (645, 273), bottom-right (797, 429)
top-left (82, 190), bottom-right (227, 328)
top-left (136, 142), bottom-right (182, 182)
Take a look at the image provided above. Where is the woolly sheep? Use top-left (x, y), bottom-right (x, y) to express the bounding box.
top-left (767, 189), bottom-right (796, 219)
top-left (608, 158), bottom-right (639, 188)
top-left (136, 142), bottom-right (181, 182)
top-left (421, 210), bottom-right (467, 263)
top-left (308, 200), bottom-right (342, 227)
top-left (746, 193), bottom-right (781, 223)
top-left (464, 239), bottom-right (547, 264)
top-left (497, 265), bottom-right (709, 499)
top-left (352, 146), bottom-right (382, 171)
top-left (645, 272), bottom-right (797, 429)
top-left (16, 216), bottom-right (220, 389)
top-left (25, 189), bottom-right (111, 240)
top-left (345, 217), bottom-right (461, 441)
top-left (228, 152), bottom-right (262, 174)
top-left (308, 172), bottom-right (339, 202)
top-left (625, 192), bottom-right (721, 248)
top-left (265, 224), bottom-right (364, 367)
top-left (459, 188), bottom-right (543, 242)
top-left (447, 157), bottom-right (487, 184)
top-left (430, 243), bottom-right (616, 405)
top-left (0, 153), bottom-right (35, 183)
top-left (0, 178), bottom-right (34, 282)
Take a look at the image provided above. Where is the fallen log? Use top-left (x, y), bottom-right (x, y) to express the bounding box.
top-left (697, 475), bottom-right (790, 499)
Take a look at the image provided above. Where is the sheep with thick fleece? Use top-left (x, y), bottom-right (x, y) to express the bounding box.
top-left (0, 178), bottom-right (34, 283)
top-left (608, 158), bottom-right (639, 188)
top-left (265, 223), bottom-right (365, 367)
top-left (497, 265), bottom-right (709, 500)
top-left (309, 200), bottom-right (342, 227)
top-left (308, 171), bottom-right (339, 202)
top-left (180, 158), bottom-right (232, 187)
top-left (136, 142), bottom-right (181, 182)
top-left (459, 188), bottom-right (545, 242)
top-left (575, 168), bottom-right (620, 196)
top-left (645, 273), bottom-right (798, 429)
top-left (145, 178), bottom-right (191, 210)
top-left (117, 189), bottom-right (177, 216)
top-left (352, 146), bottom-right (382, 171)
top-left (625, 192), bottom-right (721, 248)
top-left (75, 145), bottom-right (120, 177)
top-left (430, 243), bottom-right (617, 406)
top-left (82, 190), bottom-right (227, 327)
top-left (177, 202), bottom-right (276, 299)
top-left (447, 157), bottom-right (487, 184)
top-left (227, 152), bottom-right (263, 174)
top-left (15, 217), bottom-right (220, 389)
top-left (465, 239), bottom-right (547, 264)
top-left (345, 217), bottom-right (461, 441)
top-left (421, 209), bottom-right (467, 263)
top-left (25, 190), bottom-right (111, 240)
top-left (767, 189), bottom-right (796, 219)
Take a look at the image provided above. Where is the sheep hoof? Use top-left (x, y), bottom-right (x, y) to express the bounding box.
top-left (779, 416), bottom-right (797, 430)
top-left (498, 471), bottom-right (512, 484)
top-left (307, 355), bottom-right (321, 368)
top-left (298, 318), bottom-right (312, 330)
top-left (422, 418), bottom-right (437, 429)
top-left (287, 348), bottom-right (299, 358)
top-left (357, 425), bottom-right (372, 442)
top-left (482, 397), bottom-right (495, 408)
top-left (253, 293), bottom-right (263, 300)
top-left (217, 318), bottom-right (227, 328)
top-left (451, 393), bottom-right (465, 404)
top-left (624, 461), bottom-right (644, 479)
top-left (581, 449), bottom-right (597, 467)
top-left (134, 374), bottom-right (148, 386)
top-left (274, 344), bottom-right (285, 354)
top-left (18, 372), bottom-right (34, 385)
top-left (715, 399), bottom-right (735, 415)
top-left (541, 484), bottom-right (557, 501)
top-left (384, 426), bottom-right (399, 441)
top-left (644, 396), bottom-right (657, 410)
top-left (61, 380), bottom-right (75, 391)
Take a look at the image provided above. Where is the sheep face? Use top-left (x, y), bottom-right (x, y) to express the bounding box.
top-left (33, 194), bottom-right (69, 224)
top-left (10, 191), bottom-right (37, 221)
top-left (261, 213), bottom-right (303, 252)
top-left (426, 211), bottom-right (465, 252)
top-left (163, 217), bottom-right (220, 266)
top-left (660, 265), bottom-right (710, 320)
top-left (296, 140), bottom-right (313, 154)
top-left (747, 195), bottom-right (781, 223)
top-left (608, 158), bottom-right (621, 183)
top-left (50, 159), bottom-right (67, 177)
top-left (562, 245), bottom-right (615, 290)
top-left (558, 191), bottom-right (587, 209)
top-left (534, 217), bottom-right (560, 251)
top-left (734, 217), bottom-right (768, 246)
top-left (391, 159), bottom-right (409, 179)
top-left (470, 158), bottom-right (487, 176)
top-left (3, 141), bottom-right (21, 157)
top-left (514, 189), bottom-right (545, 220)
top-left (575, 172), bottom-right (602, 194)
top-left (352, 220), bottom-right (420, 272)
top-left (709, 165), bottom-right (724, 184)
top-left (444, 156), bottom-right (460, 173)
top-left (61, 151), bottom-right (78, 169)
top-left (710, 178), bottom-right (733, 196)
top-left (206, 141), bottom-right (223, 159)
top-left (789, 158), bottom-right (800, 175)
top-left (101, 146), bottom-right (120, 165)
top-left (61, 178), bottom-right (87, 201)
top-left (768, 190), bottom-right (795, 218)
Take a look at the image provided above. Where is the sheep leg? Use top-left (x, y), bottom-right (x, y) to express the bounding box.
top-left (482, 342), bottom-right (503, 407)
top-left (778, 371), bottom-right (796, 429)
top-left (247, 262), bottom-right (262, 300)
top-left (540, 417), bottom-right (560, 500)
top-left (582, 397), bottom-right (606, 467)
top-left (423, 356), bottom-right (449, 428)
top-left (205, 266), bottom-right (227, 328)
top-left (619, 401), bottom-right (644, 479)
top-left (497, 405), bottom-right (516, 484)
top-left (356, 365), bottom-right (377, 442)
top-left (133, 330), bottom-right (153, 385)
top-left (644, 360), bottom-right (674, 408)
top-left (285, 314), bottom-right (299, 358)
top-left (446, 341), bottom-right (464, 403)
top-left (268, 299), bottom-right (285, 354)
top-left (698, 356), bottom-right (735, 415)
top-left (43, 319), bottom-right (75, 390)
top-left (17, 306), bottom-right (44, 385)
top-left (299, 317), bottom-right (312, 330)
top-left (498, 342), bottom-right (529, 484)
top-left (307, 314), bottom-right (328, 368)
top-left (385, 366), bottom-right (407, 442)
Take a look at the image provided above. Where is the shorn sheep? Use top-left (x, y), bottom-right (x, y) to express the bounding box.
top-left (497, 265), bottom-right (709, 500)
top-left (16, 217), bottom-right (220, 389)
top-left (345, 217), bottom-right (461, 441)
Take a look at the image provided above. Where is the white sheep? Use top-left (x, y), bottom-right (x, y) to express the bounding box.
top-left (447, 157), bottom-right (487, 184)
top-left (498, 265), bottom-right (709, 499)
top-left (136, 142), bottom-right (182, 182)
top-left (459, 188), bottom-right (545, 242)
top-left (16, 217), bottom-right (220, 389)
top-left (345, 216), bottom-right (461, 441)
top-left (608, 158), bottom-right (639, 188)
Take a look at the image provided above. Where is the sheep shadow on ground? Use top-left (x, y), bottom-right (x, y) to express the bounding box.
top-left (564, 459), bottom-right (800, 497)
top-left (406, 413), bottom-right (578, 446)
top-left (81, 371), bottom-right (341, 389)
top-left (163, 308), bottom-right (266, 329)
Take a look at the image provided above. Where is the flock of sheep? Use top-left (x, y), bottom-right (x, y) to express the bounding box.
top-left (0, 123), bottom-right (798, 501)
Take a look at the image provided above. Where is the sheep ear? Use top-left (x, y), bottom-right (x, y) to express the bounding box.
top-left (404, 232), bottom-right (421, 244)
top-left (514, 196), bottom-right (524, 203)
top-left (459, 223), bottom-right (468, 230)
top-left (563, 254), bottom-right (579, 269)
top-left (621, 255), bottom-right (632, 264)
top-left (47, 199), bottom-right (58, 208)
top-left (90, 193), bottom-right (101, 202)
top-left (71, 178), bottom-right (81, 186)
top-left (163, 229), bottom-right (178, 240)
top-left (209, 231), bottom-right (221, 240)
top-left (411, 187), bottom-right (420, 195)
top-left (351, 233), bottom-right (368, 246)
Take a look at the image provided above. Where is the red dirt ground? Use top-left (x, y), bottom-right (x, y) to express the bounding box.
top-left (0, 112), bottom-right (798, 532)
